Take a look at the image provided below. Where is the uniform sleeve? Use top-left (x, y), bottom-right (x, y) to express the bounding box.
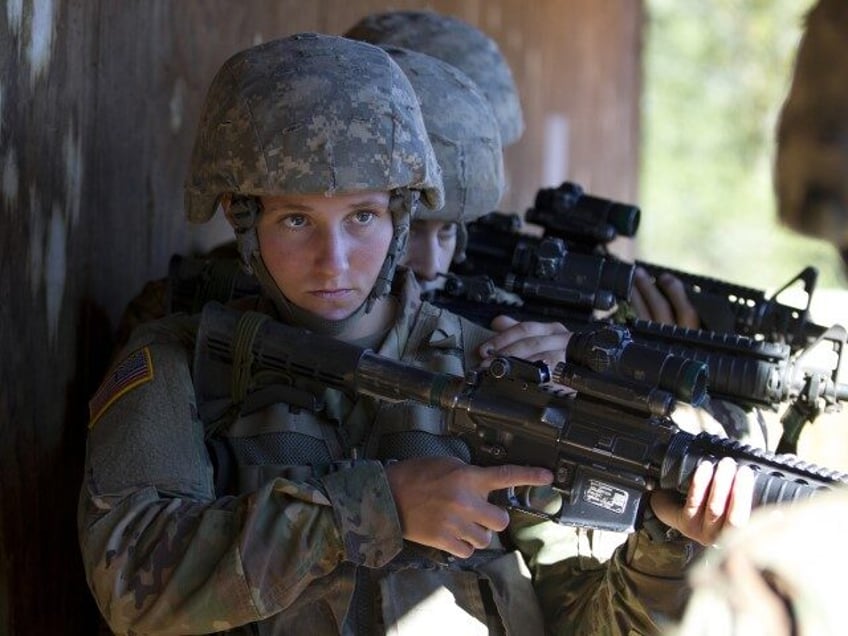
top-left (507, 397), bottom-right (734, 635)
top-left (78, 324), bottom-right (403, 635)
top-left (510, 515), bottom-right (702, 636)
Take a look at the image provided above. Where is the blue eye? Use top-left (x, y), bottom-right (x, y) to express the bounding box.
top-left (281, 214), bottom-right (307, 228)
top-left (352, 210), bottom-right (377, 224)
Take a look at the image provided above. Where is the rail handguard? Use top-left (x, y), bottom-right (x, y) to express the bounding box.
top-left (194, 302), bottom-right (848, 534)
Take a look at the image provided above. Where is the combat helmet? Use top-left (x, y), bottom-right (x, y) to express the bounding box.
top-left (184, 33), bottom-right (444, 333)
top-left (382, 45), bottom-right (504, 262)
top-left (346, 10), bottom-right (525, 146)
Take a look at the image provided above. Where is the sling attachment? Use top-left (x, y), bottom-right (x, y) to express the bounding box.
top-left (230, 310), bottom-right (271, 406)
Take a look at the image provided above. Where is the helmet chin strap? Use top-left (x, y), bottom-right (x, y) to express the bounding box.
top-left (227, 192), bottom-right (415, 336)
top-left (369, 188), bottom-right (414, 303)
top-left (452, 223), bottom-right (469, 264)
top-left (250, 252), bottom-right (368, 336)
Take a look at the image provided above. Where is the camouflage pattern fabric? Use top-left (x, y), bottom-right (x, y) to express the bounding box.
top-left (381, 45), bottom-right (504, 226)
top-left (185, 33), bottom-right (443, 223)
top-left (670, 486), bottom-right (848, 636)
top-left (80, 282), bottom-right (400, 634)
top-left (80, 269), bottom-right (720, 635)
top-left (346, 10), bottom-right (525, 146)
top-left (183, 33), bottom-right (445, 333)
top-left (79, 272), bottom-right (542, 634)
top-left (514, 520), bottom-right (702, 635)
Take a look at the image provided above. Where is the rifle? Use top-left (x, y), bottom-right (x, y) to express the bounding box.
top-left (166, 250), bottom-right (848, 453)
top-left (627, 319), bottom-right (848, 454)
top-left (520, 181), bottom-right (829, 351)
top-left (428, 274), bottom-right (848, 453)
top-left (169, 237), bottom-right (635, 329)
top-left (422, 272), bottom-right (601, 329)
top-left (455, 213), bottom-right (636, 314)
top-left (193, 301), bottom-right (848, 534)
top-left (166, 250), bottom-right (847, 455)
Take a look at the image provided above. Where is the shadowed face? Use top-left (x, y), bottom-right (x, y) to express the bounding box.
top-left (256, 191), bottom-right (394, 320)
top-left (401, 219), bottom-right (458, 291)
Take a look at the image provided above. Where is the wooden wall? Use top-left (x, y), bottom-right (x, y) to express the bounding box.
top-left (0, 1), bottom-right (642, 633)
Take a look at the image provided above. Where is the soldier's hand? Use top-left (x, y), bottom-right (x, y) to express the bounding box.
top-left (386, 456), bottom-right (553, 558)
top-left (479, 315), bottom-right (572, 368)
top-left (649, 457), bottom-right (755, 546)
top-left (630, 266), bottom-right (700, 329)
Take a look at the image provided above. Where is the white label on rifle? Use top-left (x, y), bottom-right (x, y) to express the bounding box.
top-left (584, 479), bottom-right (628, 514)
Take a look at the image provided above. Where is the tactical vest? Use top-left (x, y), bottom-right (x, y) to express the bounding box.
top-left (194, 287), bottom-right (546, 635)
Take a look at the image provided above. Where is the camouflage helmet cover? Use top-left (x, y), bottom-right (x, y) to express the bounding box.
top-left (185, 32), bottom-right (444, 223)
top-left (346, 11), bottom-right (525, 146)
top-left (383, 46), bottom-right (504, 226)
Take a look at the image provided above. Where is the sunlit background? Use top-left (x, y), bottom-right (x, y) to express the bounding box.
top-left (642, 0), bottom-right (842, 288)
top-left (641, 0), bottom-right (848, 467)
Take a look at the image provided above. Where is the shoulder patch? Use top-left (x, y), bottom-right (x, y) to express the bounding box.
top-left (88, 346), bottom-right (154, 428)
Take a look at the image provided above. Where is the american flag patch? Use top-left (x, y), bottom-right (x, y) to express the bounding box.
top-left (88, 347), bottom-right (154, 428)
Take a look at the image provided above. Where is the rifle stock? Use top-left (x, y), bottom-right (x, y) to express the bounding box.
top-left (194, 302), bottom-right (848, 534)
top-left (168, 253), bottom-right (259, 315)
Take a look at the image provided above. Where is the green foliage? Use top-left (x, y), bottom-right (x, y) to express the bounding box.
top-left (640, 0), bottom-right (846, 293)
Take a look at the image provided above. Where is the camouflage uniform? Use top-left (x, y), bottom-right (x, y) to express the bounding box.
top-left (81, 267), bottom-right (709, 635)
top-left (79, 33), bottom-right (713, 636)
top-left (670, 486), bottom-right (848, 636)
top-left (81, 269), bottom-right (541, 634)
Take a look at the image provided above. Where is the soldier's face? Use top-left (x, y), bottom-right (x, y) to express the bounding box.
top-left (401, 219), bottom-right (458, 292)
top-left (256, 191), bottom-right (394, 320)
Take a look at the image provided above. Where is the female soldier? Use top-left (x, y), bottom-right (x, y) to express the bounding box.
top-left (79, 33), bottom-right (752, 635)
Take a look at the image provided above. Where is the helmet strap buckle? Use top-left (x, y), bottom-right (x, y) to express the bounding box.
top-left (229, 196), bottom-right (262, 234)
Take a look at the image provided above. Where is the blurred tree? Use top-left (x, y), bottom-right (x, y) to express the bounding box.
top-left (640, 0), bottom-right (845, 297)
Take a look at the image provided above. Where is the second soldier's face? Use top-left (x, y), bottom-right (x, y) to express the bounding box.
top-left (257, 191), bottom-right (394, 320)
top-left (401, 219), bottom-right (458, 292)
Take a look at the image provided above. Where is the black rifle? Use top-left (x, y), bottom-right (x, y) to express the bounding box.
top-left (446, 196), bottom-right (848, 453)
top-left (167, 250), bottom-right (847, 454)
top-left (193, 302), bottom-right (848, 534)
top-left (170, 243), bottom-right (633, 333)
top-left (520, 181), bottom-right (828, 351)
top-left (428, 273), bottom-right (848, 454)
top-left (423, 272), bottom-right (602, 329)
top-left (624, 319), bottom-right (848, 454)
top-left (454, 212), bottom-right (636, 315)
top-left (167, 252), bottom-right (848, 452)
